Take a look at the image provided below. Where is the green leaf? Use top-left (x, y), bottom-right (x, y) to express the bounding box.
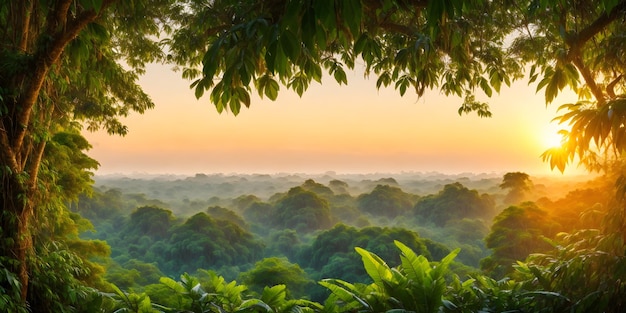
top-left (354, 33), bottom-right (369, 54)
top-left (301, 8), bottom-right (317, 50)
top-left (489, 68), bottom-right (502, 92)
top-left (314, 0), bottom-right (336, 30)
top-left (431, 247), bottom-right (460, 279)
top-left (319, 279), bottom-right (369, 311)
top-left (480, 77), bottom-right (493, 97)
top-left (536, 66), bottom-right (553, 93)
top-left (203, 39), bottom-right (223, 79)
top-left (265, 26), bottom-right (280, 73)
top-left (160, 276), bottom-right (187, 294)
top-left (283, 0), bottom-right (303, 29)
top-left (545, 67), bottom-right (565, 103)
top-left (394, 241), bottom-right (429, 283)
top-left (260, 285), bottom-right (286, 308)
top-left (343, 0), bottom-right (363, 37)
top-left (237, 299), bottom-right (271, 313)
top-left (280, 30), bottom-right (301, 62)
top-left (238, 87), bottom-right (251, 108)
top-left (355, 246), bottom-right (392, 288)
top-left (333, 67), bottom-right (348, 85)
top-left (376, 72), bottom-right (391, 89)
top-left (265, 79), bottom-right (279, 100)
top-left (394, 49), bottom-right (409, 67)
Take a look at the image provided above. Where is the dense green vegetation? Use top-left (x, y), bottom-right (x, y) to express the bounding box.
top-left (2, 0), bottom-right (626, 311)
top-left (62, 171), bottom-right (620, 312)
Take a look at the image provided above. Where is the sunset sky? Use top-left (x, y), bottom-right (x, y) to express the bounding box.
top-left (83, 62), bottom-right (585, 176)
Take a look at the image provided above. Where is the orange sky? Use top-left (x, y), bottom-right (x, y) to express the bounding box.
top-left (83, 62), bottom-right (584, 176)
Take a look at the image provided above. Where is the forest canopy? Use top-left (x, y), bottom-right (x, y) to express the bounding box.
top-left (1, 0), bottom-right (626, 311)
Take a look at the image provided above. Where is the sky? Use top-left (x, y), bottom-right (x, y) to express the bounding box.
top-left (83, 62), bottom-right (585, 176)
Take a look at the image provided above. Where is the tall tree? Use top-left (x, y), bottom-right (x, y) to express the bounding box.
top-left (499, 172), bottom-right (532, 205)
top-left (0, 0), bottom-right (171, 305)
top-left (481, 202), bottom-right (558, 278)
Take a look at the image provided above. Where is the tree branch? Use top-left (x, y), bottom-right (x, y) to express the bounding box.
top-left (566, 1), bottom-right (626, 59)
top-left (575, 1), bottom-right (626, 48)
top-left (565, 2), bottom-right (626, 106)
top-left (607, 74), bottom-right (623, 99)
top-left (17, 0), bottom-right (34, 51)
top-left (572, 55), bottom-right (605, 105)
top-left (0, 125), bottom-right (20, 173)
top-left (12, 1), bottom-right (117, 155)
top-left (46, 0), bottom-right (72, 34)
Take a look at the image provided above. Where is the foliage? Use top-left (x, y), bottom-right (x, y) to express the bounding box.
top-left (320, 241), bottom-right (460, 313)
top-left (158, 271), bottom-right (274, 313)
top-left (499, 172), bottom-right (533, 205)
top-left (162, 212), bottom-right (262, 276)
top-left (243, 201), bottom-right (277, 235)
top-left (328, 179), bottom-right (350, 195)
top-left (240, 257), bottom-right (313, 299)
top-left (298, 224), bottom-right (439, 285)
top-left (482, 202), bottom-right (559, 278)
top-left (356, 184), bottom-right (416, 218)
top-left (169, 0), bottom-right (518, 117)
top-left (536, 185), bottom-right (611, 233)
top-left (2, 0), bottom-right (625, 309)
top-left (0, 0), bottom-right (172, 306)
top-left (109, 283), bottom-right (159, 313)
top-left (207, 205), bottom-right (249, 230)
top-left (274, 187), bottom-right (333, 233)
top-left (265, 229), bottom-right (302, 260)
top-left (126, 206), bottom-right (177, 241)
top-left (516, 229), bottom-right (626, 312)
top-left (167, 0), bottom-right (626, 175)
top-left (301, 179), bottom-right (335, 199)
top-left (518, 0), bottom-right (626, 172)
top-left (106, 260), bottom-right (164, 290)
top-left (413, 182), bottom-right (495, 226)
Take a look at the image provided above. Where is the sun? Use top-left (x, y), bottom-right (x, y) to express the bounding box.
top-left (542, 125), bottom-right (565, 149)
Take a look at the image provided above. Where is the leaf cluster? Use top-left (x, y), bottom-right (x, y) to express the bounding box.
top-left (168, 0), bottom-right (521, 117)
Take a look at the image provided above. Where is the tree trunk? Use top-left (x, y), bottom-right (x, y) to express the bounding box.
top-left (16, 206), bottom-right (34, 302)
top-left (0, 1), bottom-right (114, 303)
top-left (0, 169), bottom-right (32, 303)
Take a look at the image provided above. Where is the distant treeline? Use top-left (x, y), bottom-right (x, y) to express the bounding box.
top-left (73, 172), bottom-right (604, 302)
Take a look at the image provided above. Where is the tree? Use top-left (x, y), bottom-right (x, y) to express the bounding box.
top-left (499, 172), bottom-right (533, 205)
top-left (298, 224), bottom-right (436, 284)
top-left (301, 179), bottom-right (335, 198)
top-left (328, 179), bottom-right (350, 195)
top-left (0, 0), bottom-right (171, 304)
top-left (165, 212), bottom-right (263, 275)
top-left (125, 206), bottom-right (177, 241)
top-left (239, 257), bottom-right (313, 298)
top-left (481, 202), bottom-right (559, 278)
top-left (413, 182), bottom-right (496, 226)
top-left (273, 186), bottom-right (333, 232)
top-left (206, 205), bottom-right (249, 230)
top-left (356, 184), bottom-right (415, 218)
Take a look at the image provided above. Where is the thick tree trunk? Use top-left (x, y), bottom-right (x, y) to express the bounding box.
top-left (16, 206), bottom-right (33, 301)
top-left (0, 1), bottom-right (115, 304)
top-left (0, 170), bottom-right (32, 303)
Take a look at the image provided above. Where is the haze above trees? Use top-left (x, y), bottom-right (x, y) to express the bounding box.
top-left (1, 0), bottom-right (626, 311)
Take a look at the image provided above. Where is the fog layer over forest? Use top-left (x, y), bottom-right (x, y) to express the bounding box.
top-left (75, 171), bottom-right (598, 302)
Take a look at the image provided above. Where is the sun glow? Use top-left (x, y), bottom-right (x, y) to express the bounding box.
top-left (542, 125), bottom-right (566, 149)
